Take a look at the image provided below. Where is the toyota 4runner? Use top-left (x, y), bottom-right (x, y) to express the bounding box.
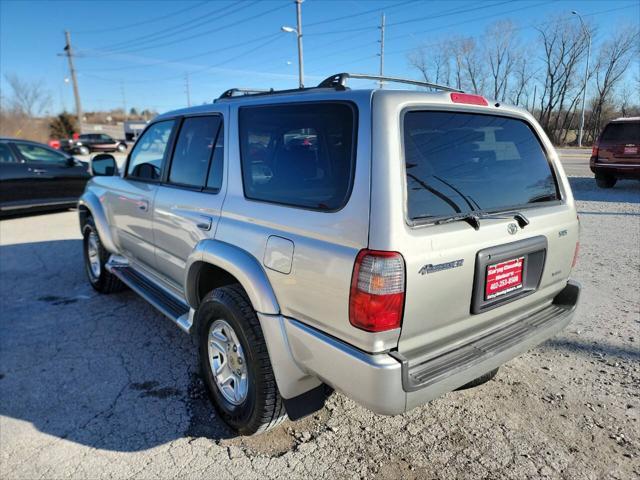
top-left (79, 73), bottom-right (580, 435)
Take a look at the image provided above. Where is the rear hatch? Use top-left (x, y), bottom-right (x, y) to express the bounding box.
top-left (596, 120), bottom-right (640, 164)
top-left (395, 107), bottom-right (579, 356)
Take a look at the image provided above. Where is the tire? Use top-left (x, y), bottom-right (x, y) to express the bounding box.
top-left (197, 284), bottom-right (287, 435)
top-left (116, 143), bottom-right (127, 153)
top-left (82, 216), bottom-right (126, 293)
top-left (78, 146), bottom-right (90, 156)
top-left (595, 173), bottom-right (616, 188)
top-left (456, 367), bottom-right (499, 391)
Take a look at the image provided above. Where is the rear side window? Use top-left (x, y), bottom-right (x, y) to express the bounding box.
top-left (169, 116), bottom-right (221, 188)
top-left (600, 122), bottom-right (639, 143)
top-left (239, 102), bottom-right (356, 210)
top-left (403, 111), bottom-right (558, 221)
top-left (0, 144), bottom-right (17, 163)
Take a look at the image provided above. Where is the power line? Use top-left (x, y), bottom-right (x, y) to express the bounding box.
top-left (305, 0), bottom-right (418, 28)
top-left (73, 1), bottom-right (209, 35)
top-left (87, 1), bottom-right (247, 54)
top-left (82, 2), bottom-right (287, 57)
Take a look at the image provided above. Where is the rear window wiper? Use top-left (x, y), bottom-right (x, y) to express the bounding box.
top-left (432, 211), bottom-right (530, 231)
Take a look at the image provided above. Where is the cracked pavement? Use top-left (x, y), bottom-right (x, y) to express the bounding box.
top-left (0, 176), bottom-right (638, 479)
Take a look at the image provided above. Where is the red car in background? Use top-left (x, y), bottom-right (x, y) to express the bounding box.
top-left (590, 117), bottom-right (640, 188)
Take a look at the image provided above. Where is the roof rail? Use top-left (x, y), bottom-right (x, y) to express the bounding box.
top-left (317, 73), bottom-right (463, 93)
top-left (217, 88), bottom-right (274, 100)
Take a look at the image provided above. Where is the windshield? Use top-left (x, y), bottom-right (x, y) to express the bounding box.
top-left (403, 111), bottom-right (559, 221)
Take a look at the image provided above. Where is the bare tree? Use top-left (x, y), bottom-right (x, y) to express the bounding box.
top-left (408, 42), bottom-right (450, 88)
top-left (588, 27), bottom-right (639, 140)
top-left (485, 20), bottom-right (518, 101)
top-left (4, 73), bottom-right (51, 117)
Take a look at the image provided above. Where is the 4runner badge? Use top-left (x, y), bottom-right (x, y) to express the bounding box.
top-left (419, 259), bottom-right (464, 275)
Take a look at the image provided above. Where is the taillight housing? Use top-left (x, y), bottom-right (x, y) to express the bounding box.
top-left (349, 250), bottom-right (405, 332)
top-left (591, 144), bottom-right (599, 158)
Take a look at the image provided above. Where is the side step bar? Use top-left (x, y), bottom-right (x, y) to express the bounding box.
top-left (107, 263), bottom-right (193, 333)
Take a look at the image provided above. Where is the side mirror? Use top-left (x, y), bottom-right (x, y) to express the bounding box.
top-left (90, 154), bottom-right (118, 176)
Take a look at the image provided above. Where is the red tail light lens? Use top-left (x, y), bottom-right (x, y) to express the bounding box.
top-left (349, 250), bottom-right (405, 332)
top-left (450, 92), bottom-right (488, 106)
top-left (591, 144), bottom-right (599, 158)
top-left (572, 242), bottom-right (580, 268)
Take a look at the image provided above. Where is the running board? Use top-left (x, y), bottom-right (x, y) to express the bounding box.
top-left (107, 263), bottom-right (193, 334)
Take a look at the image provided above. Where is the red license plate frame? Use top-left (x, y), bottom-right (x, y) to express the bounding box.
top-left (485, 257), bottom-right (525, 300)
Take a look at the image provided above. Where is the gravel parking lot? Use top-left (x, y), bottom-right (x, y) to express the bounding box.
top-left (1, 172), bottom-right (638, 479)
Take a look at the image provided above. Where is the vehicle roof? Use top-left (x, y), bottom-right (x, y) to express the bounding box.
top-left (155, 88), bottom-right (528, 120)
top-left (609, 116), bottom-right (640, 123)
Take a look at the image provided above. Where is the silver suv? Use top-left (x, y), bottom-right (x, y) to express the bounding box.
top-left (79, 73), bottom-right (580, 435)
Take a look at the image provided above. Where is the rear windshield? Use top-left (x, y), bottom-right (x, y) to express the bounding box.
top-left (403, 111), bottom-right (559, 221)
top-left (600, 122), bottom-right (639, 143)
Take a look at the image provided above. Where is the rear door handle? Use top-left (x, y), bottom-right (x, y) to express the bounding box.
top-left (29, 168), bottom-right (47, 174)
top-left (137, 200), bottom-right (149, 211)
top-left (196, 215), bottom-right (212, 231)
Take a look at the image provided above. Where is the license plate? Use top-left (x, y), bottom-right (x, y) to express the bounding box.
top-left (485, 257), bottom-right (524, 300)
top-left (624, 146), bottom-right (638, 155)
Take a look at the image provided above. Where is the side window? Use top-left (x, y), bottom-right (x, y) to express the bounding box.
top-left (0, 144), bottom-right (17, 163)
top-left (169, 116), bottom-right (221, 188)
top-left (14, 143), bottom-right (68, 164)
top-left (206, 124), bottom-right (224, 191)
top-left (239, 103), bottom-right (356, 210)
top-left (127, 120), bottom-right (174, 181)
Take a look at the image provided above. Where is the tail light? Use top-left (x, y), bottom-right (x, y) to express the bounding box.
top-left (450, 92), bottom-right (488, 106)
top-left (572, 242), bottom-right (580, 268)
top-left (591, 144), bottom-right (599, 158)
top-left (349, 250), bottom-right (405, 332)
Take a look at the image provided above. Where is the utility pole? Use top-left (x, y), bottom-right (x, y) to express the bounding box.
top-left (63, 31), bottom-right (83, 131)
top-left (572, 10), bottom-right (591, 148)
top-left (378, 13), bottom-right (385, 88)
top-left (185, 73), bottom-right (191, 107)
top-left (121, 81), bottom-right (127, 120)
top-left (295, 0), bottom-right (304, 88)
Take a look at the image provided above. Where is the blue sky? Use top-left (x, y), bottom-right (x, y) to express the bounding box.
top-left (1, 0), bottom-right (638, 114)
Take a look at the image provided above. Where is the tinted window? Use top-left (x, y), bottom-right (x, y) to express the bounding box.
top-left (239, 103), bottom-right (355, 210)
top-left (206, 124), bottom-right (224, 191)
top-left (404, 111), bottom-right (558, 220)
top-left (99, 134), bottom-right (113, 141)
top-left (14, 143), bottom-right (68, 164)
top-left (127, 120), bottom-right (174, 180)
top-left (600, 122), bottom-right (639, 143)
top-left (169, 116), bottom-right (220, 188)
top-left (0, 144), bottom-right (17, 163)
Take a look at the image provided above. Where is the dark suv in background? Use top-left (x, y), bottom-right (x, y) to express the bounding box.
top-left (590, 117), bottom-right (640, 188)
top-left (76, 134), bottom-right (127, 154)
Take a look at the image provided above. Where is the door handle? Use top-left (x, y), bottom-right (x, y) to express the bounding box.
top-left (137, 200), bottom-right (149, 211)
top-left (196, 215), bottom-right (212, 231)
top-left (29, 168), bottom-right (47, 174)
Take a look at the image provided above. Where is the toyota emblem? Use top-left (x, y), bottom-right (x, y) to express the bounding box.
top-left (507, 223), bottom-right (518, 235)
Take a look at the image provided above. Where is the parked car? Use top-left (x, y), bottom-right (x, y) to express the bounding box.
top-left (590, 117), bottom-right (640, 188)
top-left (0, 138), bottom-right (90, 215)
top-left (78, 73), bottom-right (580, 435)
top-left (61, 133), bottom-right (127, 155)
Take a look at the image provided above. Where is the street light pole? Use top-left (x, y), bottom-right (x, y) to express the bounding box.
top-left (295, 0), bottom-right (304, 88)
top-left (378, 13), bottom-right (385, 88)
top-left (572, 10), bottom-right (591, 148)
top-left (282, 0), bottom-right (304, 88)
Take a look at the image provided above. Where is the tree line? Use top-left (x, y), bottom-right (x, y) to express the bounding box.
top-left (408, 17), bottom-right (639, 145)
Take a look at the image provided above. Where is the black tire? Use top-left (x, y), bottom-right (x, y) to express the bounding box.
top-left (595, 173), bottom-right (616, 188)
top-left (197, 284), bottom-right (286, 435)
top-left (456, 367), bottom-right (499, 391)
top-left (82, 216), bottom-right (126, 293)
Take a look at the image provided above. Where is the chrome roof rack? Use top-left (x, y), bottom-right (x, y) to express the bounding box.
top-left (217, 88), bottom-right (274, 100)
top-left (317, 72), bottom-right (463, 93)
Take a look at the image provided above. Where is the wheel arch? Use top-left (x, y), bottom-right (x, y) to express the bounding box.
top-left (77, 191), bottom-right (118, 253)
top-left (185, 239), bottom-right (280, 315)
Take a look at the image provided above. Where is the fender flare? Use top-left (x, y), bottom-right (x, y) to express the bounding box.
top-left (78, 192), bottom-right (118, 254)
top-left (185, 239), bottom-right (280, 314)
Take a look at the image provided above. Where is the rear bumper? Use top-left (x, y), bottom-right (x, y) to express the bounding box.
top-left (283, 280), bottom-right (580, 415)
top-left (590, 158), bottom-right (640, 178)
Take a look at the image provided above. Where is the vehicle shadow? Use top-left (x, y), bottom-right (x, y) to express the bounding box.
top-left (0, 239), bottom-right (241, 452)
top-left (569, 177), bottom-right (640, 203)
top-left (543, 337), bottom-right (640, 362)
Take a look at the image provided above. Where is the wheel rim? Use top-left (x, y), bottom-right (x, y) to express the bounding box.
top-left (117, 144), bottom-right (126, 152)
top-left (87, 231), bottom-right (101, 278)
top-left (207, 319), bottom-right (249, 405)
